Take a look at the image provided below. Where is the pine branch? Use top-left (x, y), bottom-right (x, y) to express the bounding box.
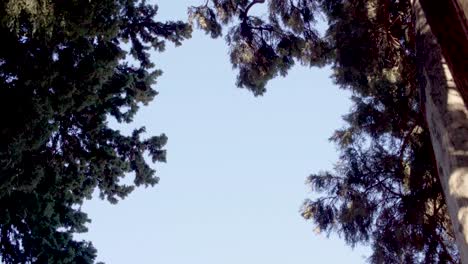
top-left (241, 0), bottom-right (265, 19)
top-left (398, 123), bottom-right (418, 162)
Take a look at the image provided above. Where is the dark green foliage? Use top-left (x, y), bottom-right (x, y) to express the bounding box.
top-left (193, 0), bottom-right (459, 262)
top-left (302, 1), bottom-right (459, 262)
top-left (0, 0), bottom-right (190, 263)
top-left (189, 0), bottom-right (330, 95)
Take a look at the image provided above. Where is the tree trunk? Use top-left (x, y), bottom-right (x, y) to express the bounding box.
top-left (413, 0), bottom-right (468, 262)
top-left (418, 0), bottom-right (468, 105)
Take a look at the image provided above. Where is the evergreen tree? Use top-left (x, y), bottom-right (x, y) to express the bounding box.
top-left (189, 0), bottom-right (330, 95)
top-left (0, 0), bottom-right (190, 263)
top-left (190, 0), bottom-right (459, 262)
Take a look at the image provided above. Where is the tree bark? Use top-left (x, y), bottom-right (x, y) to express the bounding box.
top-left (418, 0), bottom-right (468, 105)
top-left (413, 0), bottom-right (468, 262)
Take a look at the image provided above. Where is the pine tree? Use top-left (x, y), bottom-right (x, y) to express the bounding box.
top-left (190, 0), bottom-right (460, 262)
top-left (0, 1), bottom-right (190, 263)
top-left (189, 0), bottom-right (330, 95)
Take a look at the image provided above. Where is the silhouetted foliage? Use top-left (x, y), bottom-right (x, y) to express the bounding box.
top-left (0, 0), bottom-right (190, 263)
top-left (191, 0), bottom-right (459, 262)
top-left (303, 1), bottom-right (458, 262)
top-left (189, 0), bottom-right (330, 95)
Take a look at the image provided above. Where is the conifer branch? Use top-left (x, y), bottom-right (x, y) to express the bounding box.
top-left (241, 0), bottom-right (265, 19)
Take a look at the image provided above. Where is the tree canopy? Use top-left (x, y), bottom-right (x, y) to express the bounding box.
top-left (190, 0), bottom-right (459, 262)
top-left (0, 0), bottom-right (461, 263)
top-left (0, 0), bottom-right (190, 263)
top-left (189, 0), bottom-right (330, 95)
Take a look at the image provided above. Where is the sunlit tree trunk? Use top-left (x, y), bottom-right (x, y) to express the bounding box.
top-left (413, 0), bottom-right (468, 262)
top-left (418, 0), bottom-right (468, 104)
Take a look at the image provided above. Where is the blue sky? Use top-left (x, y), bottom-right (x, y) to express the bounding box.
top-left (79, 1), bottom-right (369, 263)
